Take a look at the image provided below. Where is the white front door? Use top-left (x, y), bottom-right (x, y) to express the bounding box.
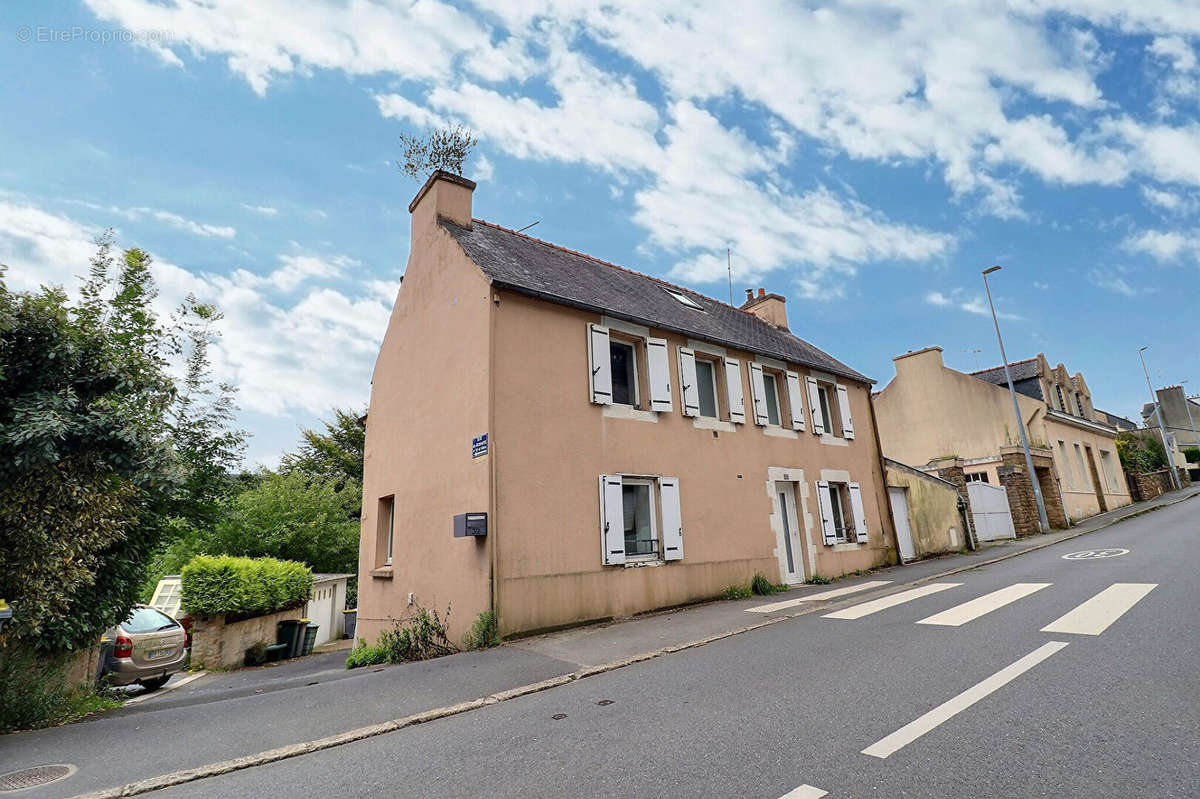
top-left (888, 487), bottom-right (917, 562)
top-left (774, 482), bottom-right (805, 584)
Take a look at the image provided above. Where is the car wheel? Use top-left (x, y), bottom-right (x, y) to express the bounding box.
top-left (139, 676), bottom-right (170, 691)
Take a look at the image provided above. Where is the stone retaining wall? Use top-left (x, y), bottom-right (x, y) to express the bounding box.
top-left (191, 607), bottom-right (305, 670)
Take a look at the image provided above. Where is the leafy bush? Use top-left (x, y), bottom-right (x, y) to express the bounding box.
top-left (0, 646), bottom-right (121, 732)
top-left (345, 640), bottom-right (387, 669)
top-left (751, 574), bottom-right (780, 596)
top-left (462, 610), bottom-right (499, 650)
top-left (806, 574), bottom-right (833, 585)
top-left (376, 605), bottom-right (457, 662)
top-left (181, 555), bottom-right (312, 619)
top-left (345, 605), bottom-right (457, 669)
top-left (1116, 431), bottom-right (1168, 473)
top-left (721, 584), bottom-right (752, 600)
top-left (1184, 446), bottom-right (1200, 464)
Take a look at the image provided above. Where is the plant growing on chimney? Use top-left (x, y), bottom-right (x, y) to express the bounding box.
top-left (397, 124), bottom-right (477, 180)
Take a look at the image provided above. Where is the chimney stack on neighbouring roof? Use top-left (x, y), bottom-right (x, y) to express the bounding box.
top-left (408, 170), bottom-right (475, 239)
top-left (741, 287), bottom-right (788, 330)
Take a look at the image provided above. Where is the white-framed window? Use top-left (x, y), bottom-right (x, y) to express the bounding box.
top-left (964, 472), bottom-right (990, 484)
top-left (762, 372), bottom-right (782, 426)
top-left (610, 338), bottom-right (638, 407)
top-left (149, 577), bottom-right (183, 619)
top-left (378, 495), bottom-right (395, 567)
top-left (588, 324), bottom-right (672, 412)
top-left (662, 287), bottom-right (704, 310)
top-left (816, 480), bottom-right (869, 545)
top-left (806, 376), bottom-right (855, 439)
top-left (598, 474), bottom-right (683, 565)
top-left (694, 357), bottom-right (719, 418)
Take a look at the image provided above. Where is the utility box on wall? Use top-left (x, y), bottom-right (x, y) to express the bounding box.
top-left (453, 512), bottom-right (487, 538)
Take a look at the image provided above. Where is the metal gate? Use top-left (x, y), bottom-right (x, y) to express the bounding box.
top-left (967, 482), bottom-right (1016, 541)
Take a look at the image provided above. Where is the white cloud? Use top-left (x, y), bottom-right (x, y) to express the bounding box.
top-left (1123, 228), bottom-right (1200, 261)
top-left (241, 203), bottom-right (279, 216)
top-left (1088, 266), bottom-right (1151, 296)
top-left (0, 199), bottom-right (384, 418)
top-left (69, 200), bottom-right (236, 238)
top-left (1149, 36), bottom-right (1197, 72)
top-left (925, 287), bottom-right (1021, 320)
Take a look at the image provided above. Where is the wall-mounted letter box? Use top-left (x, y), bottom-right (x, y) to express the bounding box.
top-left (453, 512), bottom-right (488, 537)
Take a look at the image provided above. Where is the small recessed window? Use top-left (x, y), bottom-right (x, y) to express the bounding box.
top-left (695, 359), bottom-right (719, 418)
top-left (762, 373), bottom-right (781, 426)
top-left (610, 340), bottom-right (638, 406)
top-left (663, 287), bottom-right (704, 310)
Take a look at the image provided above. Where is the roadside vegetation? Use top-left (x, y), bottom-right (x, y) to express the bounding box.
top-left (346, 604), bottom-right (458, 669)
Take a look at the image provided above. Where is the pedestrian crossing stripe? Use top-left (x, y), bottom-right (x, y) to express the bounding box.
top-left (1040, 583), bottom-right (1157, 636)
top-left (822, 583), bottom-right (961, 620)
top-left (916, 583), bottom-right (1051, 627)
top-left (746, 581), bottom-right (893, 613)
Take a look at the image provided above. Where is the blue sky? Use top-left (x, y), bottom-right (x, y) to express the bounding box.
top-left (3, 1), bottom-right (1198, 465)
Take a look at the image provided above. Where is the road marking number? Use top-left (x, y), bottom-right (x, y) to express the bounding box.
top-left (1062, 548), bottom-right (1129, 560)
top-left (778, 785), bottom-right (828, 798)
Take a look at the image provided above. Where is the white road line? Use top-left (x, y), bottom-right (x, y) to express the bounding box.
top-left (123, 670), bottom-right (207, 705)
top-left (746, 581), bottom-right (893, 613)
top-left (916, 583), bottom-right (1051, 627)
top-left (1040, 583), bottom-right (1157, 636)
top-left (862, 641), bottom-right (1069, 759)
top-left (778, 785), bottom-right (828, 799)
top-left (822, 583), bottom-right (961, 620)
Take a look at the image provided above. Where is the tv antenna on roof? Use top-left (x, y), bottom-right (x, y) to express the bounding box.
top-left (516, 220), bottom-right (540, 234)
top-left (961, 348), bottom-right (982, 370)
top-left (727, 247), bottom-right (733, 305)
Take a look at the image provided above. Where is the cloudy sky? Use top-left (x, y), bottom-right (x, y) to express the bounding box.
top-left (3, 1), bottom-right (1199, 465)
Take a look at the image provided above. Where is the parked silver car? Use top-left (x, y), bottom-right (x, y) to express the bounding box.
top-left (100, 606), bottom-right (187, 690)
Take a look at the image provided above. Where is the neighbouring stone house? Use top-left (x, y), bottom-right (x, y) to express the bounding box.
top-left (356, 171), bottom-right (899, 643)
top-left (874, 347), bottom-right (1132, 535)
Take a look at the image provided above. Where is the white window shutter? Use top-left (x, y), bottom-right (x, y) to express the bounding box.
top-left (816, 480), bottom-right (837, 545)
top-left (724, 358), bottom-right (745, 423)
top-left (836, 384), bottom-right (854, 439)
top-left (806, 376), bottom-right (826, 435)
top-left (848, 482), bottom-right (869, 543)
top-left (599, 474), bottom-right (625, 565)
top-left (659, 477), bottom-right (683, 561)
top-left (678, 347), bottom-right (700, 417)
top-left (785, 371), bottom-right (806, 432)
top-left (588, 324), bottom-right (612, 405)
top-left (749, 362), bottom-right (769, 426)
top-left (646, 338), bottom-right (673, 413)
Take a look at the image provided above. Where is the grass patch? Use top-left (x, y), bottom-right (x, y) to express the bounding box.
top-left (805, 573), bottom-right (833, 585)
top-left (720, 584), bottom-right (752, 600)
top-left (462, 610), bottom-right (500, 650)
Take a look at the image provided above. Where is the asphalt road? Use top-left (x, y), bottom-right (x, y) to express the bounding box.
top-left (145, 496), bottom-right (1199, 798)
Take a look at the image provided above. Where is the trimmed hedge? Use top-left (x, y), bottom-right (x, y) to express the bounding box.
top-left (181, 555), bottom-right (313, 619)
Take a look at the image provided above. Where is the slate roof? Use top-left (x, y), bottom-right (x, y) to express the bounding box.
top-left (442, 219), bottom-right (872, 383)
top-left (970, 358), bottom-right (1041, 385)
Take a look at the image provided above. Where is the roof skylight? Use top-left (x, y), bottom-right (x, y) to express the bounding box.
top-left (663, 287), bottom-right (704, 310)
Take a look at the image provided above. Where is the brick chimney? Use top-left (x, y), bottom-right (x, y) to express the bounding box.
top-left (408, 170), bottom-right (475, 239)
top-left (740, 287), bottom-right (788, 330)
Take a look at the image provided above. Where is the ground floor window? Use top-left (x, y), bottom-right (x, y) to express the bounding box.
top-left (599, 474), bottom-right (683, 565)
top-left (816, 479), bottom-right (869, 545)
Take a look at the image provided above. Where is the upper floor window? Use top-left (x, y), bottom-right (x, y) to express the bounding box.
top-left (749, 363), bottom-right (805, 431)
top-left (806, 375), bottom-right (855, 439)
top-left (588, 323), bottom-right (672, 413)
top-left (762, 372), bottom-right (782, 426)
top-left (1075, 392), bottom-right (1086, 417)
top-left (1055, 384), bottom-right (1067, 412)
top-left (694, 357), bottom-right (719, 418)
top-left (610, 339), bottom-right (638, 406)
top-left (965, 472), bottom-right (990, 484)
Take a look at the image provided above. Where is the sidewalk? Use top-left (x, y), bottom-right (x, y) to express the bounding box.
top-left (9, 486), bottom-right (1196, 799)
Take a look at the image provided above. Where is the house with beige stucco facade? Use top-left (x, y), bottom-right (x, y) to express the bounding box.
top-left (356, 171), bottom-right (898, 643)
top-left (874, 346), bottom-right (1131, 534)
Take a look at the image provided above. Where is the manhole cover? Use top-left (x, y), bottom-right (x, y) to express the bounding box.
top-left (1063, 548), bottom-right (1129, 560)
top-left (0, 765), bottom-right (76, 792)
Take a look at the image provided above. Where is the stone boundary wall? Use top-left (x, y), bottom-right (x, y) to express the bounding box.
top-left (191, 607), bottom-right (305, 670)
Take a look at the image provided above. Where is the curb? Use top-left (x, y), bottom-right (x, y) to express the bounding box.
top-left (122, 672), bottom-right (208, 707)
top-left (68, 489), bottom-right (1199, 799)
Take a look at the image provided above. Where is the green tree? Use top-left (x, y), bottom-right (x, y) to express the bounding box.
top-left (0, 240), bottom-right (178, 651)
top-left (280, 407), bottom-right (365, 503)
top-left (1115, 430), bottom-right (1168, 473)
top-left (199, 472), bottom-right (360, 574)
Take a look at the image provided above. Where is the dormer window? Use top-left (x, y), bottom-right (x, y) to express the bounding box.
top-left (663, 287), bottom-right (704, 310)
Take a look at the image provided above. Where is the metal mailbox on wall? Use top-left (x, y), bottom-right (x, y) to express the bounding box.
top-left (453, 512), bottom-right (488, 537)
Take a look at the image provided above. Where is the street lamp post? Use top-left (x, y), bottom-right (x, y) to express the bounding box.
top-left (982, 265), bottom-right (1050, 533)
top-left (1139, 346), bottom-right (1181, 490)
